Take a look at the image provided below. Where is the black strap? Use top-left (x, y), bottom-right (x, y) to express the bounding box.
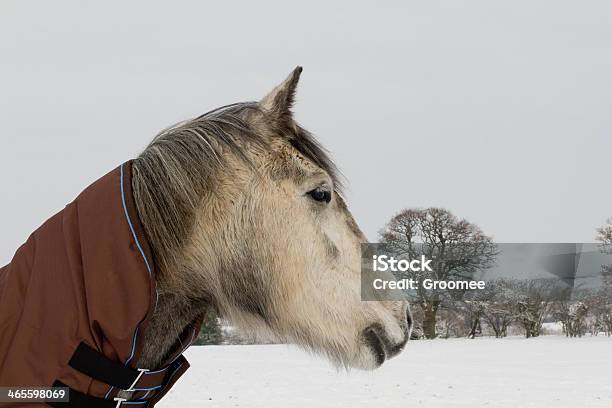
top-left (46, 380), bottom-right (133, 408)
top-left (68, 342), bottom-right (140, 390)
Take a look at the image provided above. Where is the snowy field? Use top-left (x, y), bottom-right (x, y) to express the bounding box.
top-left (163, 336), bottom-right (612, 408)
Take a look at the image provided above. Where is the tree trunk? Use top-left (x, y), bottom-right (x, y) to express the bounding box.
top-left (421, 301), bottom-right (440, 339)
top-left (468, 317), bottom-right (480, 339)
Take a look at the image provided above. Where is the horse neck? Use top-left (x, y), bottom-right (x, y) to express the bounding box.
top-left (136, 284), bottom-right (207, 368)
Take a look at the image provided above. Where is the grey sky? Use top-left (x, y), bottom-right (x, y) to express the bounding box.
top-left (1, 1), bottom-right (611, 265)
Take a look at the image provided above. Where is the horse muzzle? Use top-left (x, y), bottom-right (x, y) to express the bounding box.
top-left (362, 309), bottom-right (411, 366)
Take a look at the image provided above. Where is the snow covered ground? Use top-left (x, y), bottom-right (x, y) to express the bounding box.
top-left (163, 336), bottom-right (612, 408)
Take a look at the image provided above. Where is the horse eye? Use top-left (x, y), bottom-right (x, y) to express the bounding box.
top-left (307, 187), bottom-right (332, 203)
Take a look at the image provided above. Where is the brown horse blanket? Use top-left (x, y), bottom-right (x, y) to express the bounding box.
top-left (0, 162), bottom-right (200, 407)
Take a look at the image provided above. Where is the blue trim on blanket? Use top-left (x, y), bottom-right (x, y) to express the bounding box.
top-left (104, 163), bottom-right (156, 400)
top-left (132, 385), bottom-right (163, 391)
top-left (120, 164), bottom-right (153, 277)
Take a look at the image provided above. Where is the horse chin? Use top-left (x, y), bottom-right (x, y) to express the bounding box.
top-left (348, 345), bottom-right (386, 371)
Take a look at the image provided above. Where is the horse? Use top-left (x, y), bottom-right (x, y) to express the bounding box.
top-left (131, 67), bottom-right (411, 371)
top-left (0, 67), bottom-right (411, 406)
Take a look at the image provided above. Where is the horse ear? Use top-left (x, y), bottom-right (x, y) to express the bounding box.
top-left (260, 66), bottom-right (303, 119)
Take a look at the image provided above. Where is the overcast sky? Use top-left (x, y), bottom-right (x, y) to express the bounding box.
top-left (1, 1), bottom-right (611, 265)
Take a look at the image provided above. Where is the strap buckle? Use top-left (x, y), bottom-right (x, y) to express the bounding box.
top-left (125, 368), bottom-right (150, 392)
top-left (114, 397), bottom-right (127, 408)
top-left (69, 342), bottom-right (157, 391)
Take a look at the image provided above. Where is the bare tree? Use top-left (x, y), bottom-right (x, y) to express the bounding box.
top-left (483, 304), bottom-right (514, 338)
top-left (554, 300), bottom-right (589, 338)
top-left (481, 279), bottom-right (516, 338)
top-left (584, 289), bottom-right (612, 336)
top-left (598, 218), bottom-right (612, 248)
top-left (435, 304), bottom-right (467, 338)
top-left (604, 308), bottom-right (612, 336)
top-left (597, 218), bottom-right (612, 287)
top-left (380, 208), bottom-right (497, 339)
top-left (512, 279), bottom-right (562, 338)
top-left (463, 301), bottom-right (485, 339)
top-left (460, 280), bottom-right (502, 339)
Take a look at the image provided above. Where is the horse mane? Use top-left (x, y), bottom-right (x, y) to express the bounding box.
top-left (131, 102), bottom-right (341, 283)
